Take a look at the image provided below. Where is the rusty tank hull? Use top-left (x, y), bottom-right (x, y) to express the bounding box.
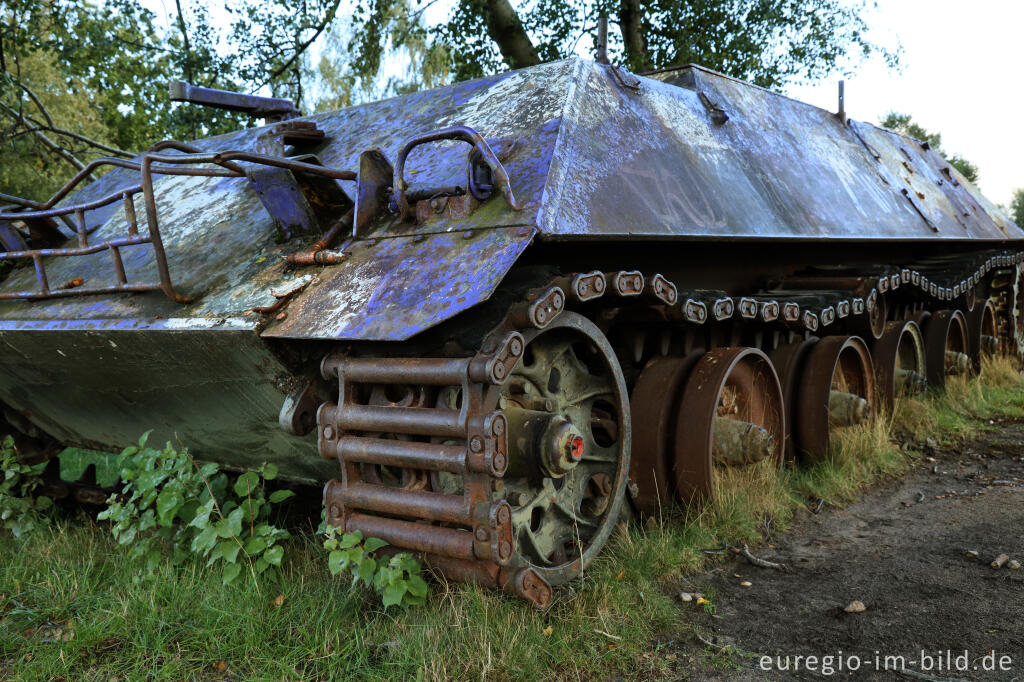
top-left (2, 57), bottom-right (1021, 604)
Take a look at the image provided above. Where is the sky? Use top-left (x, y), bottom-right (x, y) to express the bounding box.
top-left (148, 0), bottom-right (1024, 206)
top-left (783, 0), bottom-right (1024, 207)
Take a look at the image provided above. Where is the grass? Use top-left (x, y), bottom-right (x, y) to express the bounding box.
top-left (2, 356), bottom-right (1023, 680)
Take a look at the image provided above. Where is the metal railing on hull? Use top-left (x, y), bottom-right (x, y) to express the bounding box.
top-left (0, 140), bottom-right (355, 303)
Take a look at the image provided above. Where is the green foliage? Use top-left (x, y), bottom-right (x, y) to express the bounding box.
top-left (323, 526), bottom-right (427, 607)
top-left (1, 0), bottom-right (340, 201)
top-left (881, 112), bottom-right (979, 183)
top-left (946, 155), bottom-right (979, 185)
top-left (313, 0), bottom-right (450, 110)
top-left (1009, 188), bottom-right (1024, 227)
top-left (97, 433), bottom-right (292, 585)
top-left (0, 436), bottom-right (53, 538)
top-left (339, 0), bottom-right (899, 90)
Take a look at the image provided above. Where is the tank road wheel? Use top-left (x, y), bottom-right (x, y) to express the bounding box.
top-left (769, 338), bottom-right (819, 461)
top-left (628, 352), bottom-right (704, 516)
top-left (967, 300), bottom-right (1000, 372)
top-left (795, 336), bottom-right (875, 462)
top-left (924, 310), bottom-right (971, 388)
top-left (873, 320), bottom-right (927, 409)
top-left (486, 312), bottom-right (631, 587)
top-left (674, 348), bottom-right (785, 506)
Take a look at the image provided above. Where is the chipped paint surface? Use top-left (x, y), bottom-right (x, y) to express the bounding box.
top-left (264, 226), bottom-right (534, 341)
top-left (542, 61), bottom-right (1022, 241)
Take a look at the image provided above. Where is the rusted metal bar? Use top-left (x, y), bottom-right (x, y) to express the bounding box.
top-left (139, 155), bottom-right (187, 303)
top-left (322, 355), bottom-right (471, 385)
top-left (144, 150), bottom-right (355, 181)
top-left (342, 483), bottom-right (470, 524)
top-left (333, 436), bottom-right (472, 474)
top-left (0, 234), bottom-right (150, 261)
top-left (330, 403), bottom-right (465, 438)
top-left (0, 283), bottom-right (162, 301)
top-left (1, 184), bottom-right (143, 221)
top-left (74, 209), bottom-right (88, 247)
top-left (123, 192), bottom-right (138, 235)
top-left (108, 244), bottom-right (127, 285)
top-left (31, 254), bottom-right (49, 296)
top-left (343, 512), bottom-right (476, 561)
top-left (285, 209), bottom-right (353, 266)
top-left (144, 140), bottom-right (246, 174)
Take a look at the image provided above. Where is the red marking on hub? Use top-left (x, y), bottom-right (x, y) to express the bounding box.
top-left (569, 435), bottom-right (585, 461)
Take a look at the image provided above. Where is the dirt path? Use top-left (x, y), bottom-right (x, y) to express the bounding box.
top-left (681, 421), bottom-right (1024, 681)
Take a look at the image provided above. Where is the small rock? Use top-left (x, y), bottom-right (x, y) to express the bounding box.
top-left (679, 592), bottom-right (693, 602)
top-left (926, 438), bottom-right (938, 449)
top-left (740, 581), bottom-right (752, 588)
top-left (844, 600), bottom-right (867, 614)
top-left (1009, 560), bottom-right (1021, 570)
top-left (991, 554), bottom-right (1010, 569)
top-left (966, 550), bottom-right (980, 561)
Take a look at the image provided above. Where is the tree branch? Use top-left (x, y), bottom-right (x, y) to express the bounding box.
top-left (4, 75), bottom-right (133, 156)
top-left (26, 120), bottom-right (133, 157)
top-left (174, 0), bottom-right (194, 84)
top-left (483, 0), bottom-right (540, 70)
top-left (0, 101), bottom-right (89, 174)
top-left (15, 79), bottom-right (55, 127)
top-left (263, 0), bottom-right (342, 87)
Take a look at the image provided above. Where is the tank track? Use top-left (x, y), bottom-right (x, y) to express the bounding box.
top-left (314, 249), bottom-right (1024, 606)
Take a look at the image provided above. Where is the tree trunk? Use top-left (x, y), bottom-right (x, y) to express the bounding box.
top-left (618, 0), bottom-right (650, 72)
top-left (483, 0), bottom-right (541, 70)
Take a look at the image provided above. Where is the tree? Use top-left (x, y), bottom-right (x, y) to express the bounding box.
top-left (314, 0), bottom-right (450, 110)
top-left (1, 0), bottom-right (343, 201)
top-left (341, 0), bottom-right (899, 90)
top-left (880, 112), bottom-right (979, 184)
top-left (1009, 189), bottom-right (1024, 227)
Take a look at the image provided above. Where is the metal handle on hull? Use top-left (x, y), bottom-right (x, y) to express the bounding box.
top-left (392, 125), bottom-right (522, 221)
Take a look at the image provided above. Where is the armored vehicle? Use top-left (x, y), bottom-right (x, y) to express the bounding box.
top-left (1, 57), bottom-right (1020, 606)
